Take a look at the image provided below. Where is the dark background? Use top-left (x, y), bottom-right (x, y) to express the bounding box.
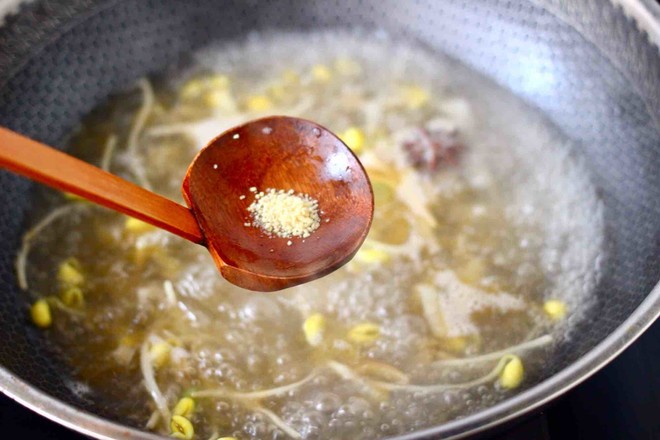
top-left (0, 320), bottom-right (657, 439)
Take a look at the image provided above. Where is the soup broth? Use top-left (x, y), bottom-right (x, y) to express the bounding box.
top-left (21, 31), bottom-right (603, 439)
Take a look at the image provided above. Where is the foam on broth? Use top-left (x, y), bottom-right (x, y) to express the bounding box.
top-left (21, 30), bottom-right (603, 439)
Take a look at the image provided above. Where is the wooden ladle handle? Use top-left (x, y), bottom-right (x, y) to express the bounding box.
top-left (0, 127), bottom-right (204, 244)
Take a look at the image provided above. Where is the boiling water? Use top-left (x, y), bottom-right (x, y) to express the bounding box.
top-left (22, 31), bottom-right (603, 439)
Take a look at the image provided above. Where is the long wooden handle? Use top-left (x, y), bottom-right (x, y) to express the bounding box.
top-left (0, 127), bottom-right (205, 244)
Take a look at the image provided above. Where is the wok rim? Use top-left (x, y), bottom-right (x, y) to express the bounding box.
top-left (0, 0), bottom-right (658, 439)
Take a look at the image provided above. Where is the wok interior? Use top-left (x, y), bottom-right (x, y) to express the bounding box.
top-left (0, 0), bottom-right (658, 437)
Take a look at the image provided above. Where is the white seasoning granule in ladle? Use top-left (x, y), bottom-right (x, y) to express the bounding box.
top-left (247, 188), bottom-right (321, 239)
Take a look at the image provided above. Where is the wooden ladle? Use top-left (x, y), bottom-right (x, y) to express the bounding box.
top-left (0, 116), bottom-right (374, 291)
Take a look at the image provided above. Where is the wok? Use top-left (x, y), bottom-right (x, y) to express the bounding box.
top-left (0, 0), bottom-right (658, 439)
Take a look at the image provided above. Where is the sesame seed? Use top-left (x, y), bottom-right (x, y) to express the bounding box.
top-left (239, 195), bottom-right (246, 200)
top-left (246, 188), bottom-right (321, 239)
top-left (287, 240), bottom-right (292, 246)
top-left (249, 187), bottom-right (257, 192)
top-left (232, 133), bottom-right (240, 139)
top-left (213, 164), bottom-right (218, 169)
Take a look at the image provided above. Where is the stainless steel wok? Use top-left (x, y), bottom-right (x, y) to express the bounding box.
top-left (0, 0), bottom-right (658, 438)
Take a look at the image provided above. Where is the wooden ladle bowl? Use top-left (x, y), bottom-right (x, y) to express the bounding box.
top-left (184, 116), bottom-right (373, 290)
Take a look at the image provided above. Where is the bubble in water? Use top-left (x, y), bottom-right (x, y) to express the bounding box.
top-left (276, 354), bottom-right (291, 365)
top-left (215, 401), bottom-right (231, 412)
top-left (347, 397), bottom-right (371, 415)
top-left (328, 418), bottom-right (342, 429)
top-left (238, 296), bottom-right (282, 322)
top-left (440, 391), bottom-right (455, 406)
top-left (361, 426), bottom-right (377, 438)
top-left (314, 392), bottom-right (341, 413)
